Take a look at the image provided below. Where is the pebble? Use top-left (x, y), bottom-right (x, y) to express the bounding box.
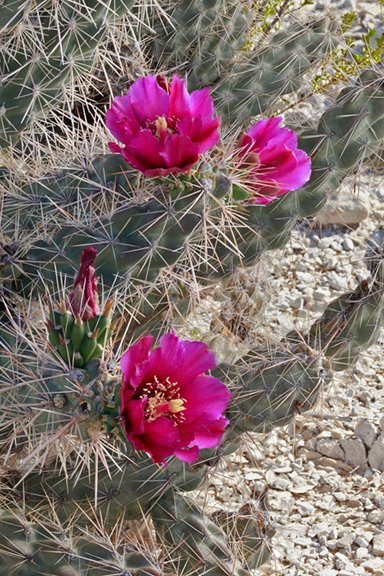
top-left (362, 557), bottom-right (384, 572)
top-left (265, 490), bottom-right (294, 512)
top-left (355, 547), bottom-right (369, 560)
top-left (372, 534), bottom-right (384, 557)
top-left (316, 186), bottom-right (370, 225)
top-left (297, 502), bottom-right (315, 516)
top-left (327, 271), bottom-right (350, 291)
top-left (343, 237), bottom-right (355, 251)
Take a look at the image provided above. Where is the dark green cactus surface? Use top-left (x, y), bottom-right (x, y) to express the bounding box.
top-left (0, 0), bottom-right (135, 147)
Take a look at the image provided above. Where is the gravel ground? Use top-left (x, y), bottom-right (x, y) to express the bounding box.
top-left (190, 2), bottom-right (384, 572)
top-left (192, 164), bottom-right (383, 575)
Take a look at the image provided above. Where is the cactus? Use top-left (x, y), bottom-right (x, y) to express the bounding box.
top-left (145, 0), bottom-right (250, 89)
top-left (152, 490), bottom-right (252, 576)
top-left (0, 507), bottom-right (162, 575)
top-left (0, 0), bottom-right (136, 148)
top-left (215, 17), bottom-right (340, 123)
top-left (0, 0), bottom-right (384, 574)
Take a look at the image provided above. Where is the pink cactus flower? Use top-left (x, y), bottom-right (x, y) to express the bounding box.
top-left (106, 75), bottom-right (220, 176)
top-left (68, 247), bottom-right (100, 320)
top-left (120, 333), bottom-right (231, 464)
top-left (236, 116), bottom-right (311, 204)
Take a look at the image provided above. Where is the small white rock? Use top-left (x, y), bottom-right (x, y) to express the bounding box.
top-left (372, 533), bottom-right (384, 557)
top-left (297, 502), bottom-right (315, 516)
top-left (362, 557), bottom-right (384, 572)
top-left (265, 490), bottom-right (294, 512)
top-left (343, 237), bottom-right (355, 251)
top-left (316, 187), bottom-right (370, 225)
top-left (355, 547), bottom-right (369, 560)
top-left (318, 495), bottom-right (336, 511)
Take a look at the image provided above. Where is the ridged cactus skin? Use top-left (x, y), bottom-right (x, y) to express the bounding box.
top-left (212, 501), bottom-right (274, 570)
top-left (1, 154), bottom-right (135, 229)
top-left (0, 0), bottom-right (29, 31)
top-left (15, 169), bottom-right (230, 290)
top-left (48, 303), bottom-right (114, 367)
top-left (215, 345), bottom-right (327, 439)
top-left (151, 490), bottom-right (252, 576)
top-left (0, 0), bottom-right (135, 147)
top-left (0, 309), bottom-right (15, 367)
top-left (0, 508), bottom-right (161, 575)
top-left (216, 18), bottom-right (339, 123)
top-left (147, 0), bottom-right (249, 89)
top-left (289, 70), bottom-right (384, 217)
top-left (309, 279), bottom-right (384, 372)
top-left (146, 6), bottom-right (339, 125)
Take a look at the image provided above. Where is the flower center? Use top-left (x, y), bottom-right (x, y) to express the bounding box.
top-left (140, 375), bottom-right (186, 424)
top-left (148, 115), bottom-right (178, 139)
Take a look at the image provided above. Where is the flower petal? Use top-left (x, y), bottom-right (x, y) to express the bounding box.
top-left (120, 398), bottom-right (147, 436)
top-left (258, 145), bottom-right (311, 190)
top-left (190, 415), bottom-right (229, 449)
top-left (105, 96), bottom-right (140, 142)
top-left (173, 445), bottom-right (199, 463)
top-left (190, 87), bottom-right (215, 119)
top-left (236, 117), bottom-right (312, 204)
top-left (123, 129), bottom-right (170, 173)
top-left (137, 417), bottom-right (180, 463)
top-left (147, 334), bottom-right (218, 387)
top-left (169, 75), bottom-right (190, 119)
top-left (121, 335), bottom-right (153, 388)
top-left (105, 75), bottom-right (220, 176)
top-left (128, 76), bottom-right (169, 125)
top-left (158, 134), bottom-right (200, 173)
top-left (247, 116), bottom-right (297, 149)
top-left (181, 375), bottom-right (232, 422)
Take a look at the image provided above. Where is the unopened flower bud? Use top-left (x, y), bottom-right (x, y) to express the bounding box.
top-left (68, 247), bottom-right (100, 320)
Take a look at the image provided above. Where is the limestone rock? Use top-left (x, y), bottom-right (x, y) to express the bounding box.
top-left (316, 438), bottom-right (345, 460)
top-left (316, 187), bottom-right (370, 225)
top-left (355, 420), bottom-right (377, 449)
top-left (368, 438), bottom-right (384, 472)
top-left (340, 437), bottom-right (367, 471)
top-left (372, 534), bottom-right (384, 557)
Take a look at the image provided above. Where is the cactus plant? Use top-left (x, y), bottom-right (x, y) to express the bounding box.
top-left (0, 0), bottom-right (383, 574)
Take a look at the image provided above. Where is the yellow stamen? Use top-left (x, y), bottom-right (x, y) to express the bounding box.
top-left (155, 116), bottom-right (168, 134)
top-left (168, 399), bottom-right (186, 414)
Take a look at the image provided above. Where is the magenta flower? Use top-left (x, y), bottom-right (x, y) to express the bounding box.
top-left (105, 75), bottom-right (220, 176)
top-left (119, 333), bottom-right (231, 464)
top-left (68, 247), bottom-right (99, 320)
top-left (236, 117), bottom-right (311, 204)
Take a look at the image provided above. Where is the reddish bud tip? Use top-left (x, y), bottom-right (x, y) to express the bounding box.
top-left (68, 247), bottom-right (100, 321)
